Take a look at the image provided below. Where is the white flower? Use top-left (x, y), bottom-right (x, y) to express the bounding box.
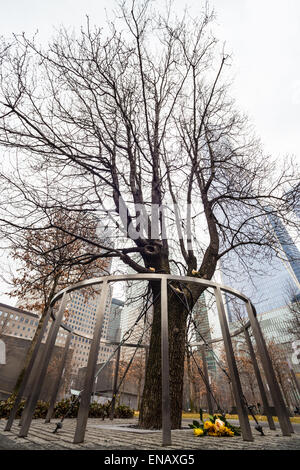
top-left (215, 418), bottom-right (225, 429)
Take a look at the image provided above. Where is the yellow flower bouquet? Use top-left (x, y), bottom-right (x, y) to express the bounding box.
top-left (189, 410), bottom-right (241, 437)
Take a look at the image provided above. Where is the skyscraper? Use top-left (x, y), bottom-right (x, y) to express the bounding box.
top-left (120, 278), bottom-right (152, 361)
top-left (119, 256), bottom-right (153, 361)
top-left (285, 183), bottom-right (300, 220)
top-left (221, 212), bottom-right (300, 319)
top-left (192, 294), bottom-right (216, 373)
top-left (66, 287), bottom-right (115, 377)
top-left (107, 298), bottom-right (124, 342)
top-left (267, 213), bottom-right (300, 288)
top-left (220, 212), bottom-right (300, 379)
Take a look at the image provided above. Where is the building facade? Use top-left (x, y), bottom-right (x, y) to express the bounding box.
top-left (119, 265), bottom-right (152, 361)
top-left (107, 298), bottom-right (123, 343)
top-left (0, 302), bottom-right (73, 400)
top-left (66, 288), bottom-right (125, 380)
top-left (0, 289), bottom-right (125, 394)
top-left (0, 302), bottom-right (40, 341)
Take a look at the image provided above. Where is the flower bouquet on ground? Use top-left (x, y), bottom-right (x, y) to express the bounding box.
top-left (189, 409), bottom-right (241, 437)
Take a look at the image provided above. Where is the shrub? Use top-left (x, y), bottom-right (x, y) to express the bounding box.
top-left (114, 404), bottom-right (134, 419)
top-left (88, 402), bottom-right (107, 418)
top-left (33, 400), bottom-right (49, 418)
top-left (53, 398), bottom-right (79, 418)
top-left (0, 396), bottom-right (134, 420)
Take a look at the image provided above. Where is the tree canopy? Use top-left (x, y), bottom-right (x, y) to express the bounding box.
top-left (0, 1), bottom-right (298, 278)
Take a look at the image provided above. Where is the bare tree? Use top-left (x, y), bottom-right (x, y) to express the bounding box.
top-left (265, 340), bottom-right (296, 411)
top-left (234, 339), bottom-right (259, 406)
top-left (4, 209), bottom-right (109, 393)
top-left (0, 1), bottom-right (299, 428)
top-left (286, 283), bottom-right (300, 342)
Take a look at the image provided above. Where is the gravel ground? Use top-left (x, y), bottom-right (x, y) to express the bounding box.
top-left (0, 417), bottom-right (299, 451)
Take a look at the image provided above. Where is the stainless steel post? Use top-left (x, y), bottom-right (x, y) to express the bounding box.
top-left (161, 277), bottom-right (171, 446)
top-left (45, 331), bottom-right (72, 423)
top-left (5, 307), bottom-right (52, 431)
top-left (109, 346), bottom-right (121, 420)
top-left (18, 292), bottom-right (68, 437)
top-left (243, 326), bottom-right (276, 430)
top-left (18, 316), bottom-right (58, 427)
top-left (214, 287), bottom-right (253, 441)
top-left (245, 301), bottom-right (293, 435)
top-left (20, 304), bottom-right (62, 429)
top-left (73, 281), bottom-right (109, 444)
top-left (228, 380), bottom-right (236, 413)
top-left (200, 345), bottom-right (214, 415)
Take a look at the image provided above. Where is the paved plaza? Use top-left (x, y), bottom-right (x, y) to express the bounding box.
top-left (0, 417), bottom-right (299, 451)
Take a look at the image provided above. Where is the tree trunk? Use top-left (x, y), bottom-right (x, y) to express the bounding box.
top-left (139, 280), bottom-right (204, 429)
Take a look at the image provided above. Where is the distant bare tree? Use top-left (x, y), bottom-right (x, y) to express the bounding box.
top-left (285, 283), bottom-right (300, 342)
top-left (4, 209), bottom-right (109, 394)
top-left (265, 340), bottom-right (296, 411)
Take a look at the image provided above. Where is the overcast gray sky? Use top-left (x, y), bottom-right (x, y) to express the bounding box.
top-left (1, 0), bottom-right (299, 157)
top-left (0, 0), bottom-right (299, 304)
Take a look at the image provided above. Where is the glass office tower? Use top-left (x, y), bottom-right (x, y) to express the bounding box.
top-left (221, 212), bottom-right (300, 319)
top-left (220, 211), bottom-right (300, 383)
top-left (267, 213), bottom-right (300, 288)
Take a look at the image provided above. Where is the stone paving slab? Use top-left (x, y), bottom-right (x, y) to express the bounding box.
top-left (0, 418), bottom-right (300, 451)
